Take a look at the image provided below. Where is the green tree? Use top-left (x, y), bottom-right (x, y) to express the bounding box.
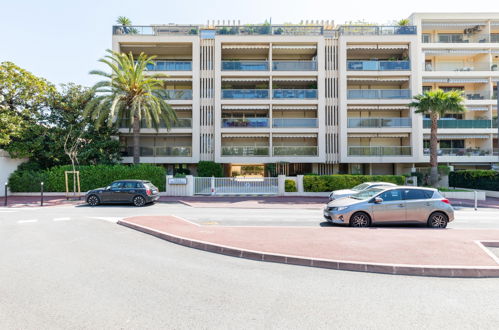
top-left (85, 50), bottom-right (177, 164)
top-left (0, 95), bottom-right (23, 145)
top-left (409, 89), bottom-right (466, 185)
top-left (397, 19), bottom-right (410, 26)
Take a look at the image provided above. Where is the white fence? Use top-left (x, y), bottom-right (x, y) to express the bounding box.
top-left (194, 177), bottom-right (278, 195)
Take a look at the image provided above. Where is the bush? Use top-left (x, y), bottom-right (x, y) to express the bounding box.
top-left (197, 161), bottom-right (223, 177)
top-left (449, 170), bottom-right (499, 191)
top-left (303, 175), bottom-right (405, 192)
top-left (285, 179), bottom-right (297, 192)
top-left (9, 164), bottom-right (166, 192)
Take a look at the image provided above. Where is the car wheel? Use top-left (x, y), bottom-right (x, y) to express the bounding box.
top-left (349, 212), bottom-right (371, 227)
top-left (87, 195), bottom-right (100, 206)
top-left (133, 195), bottom-right (146, 207)
top-left (427, 212), bottom-right (448, 228)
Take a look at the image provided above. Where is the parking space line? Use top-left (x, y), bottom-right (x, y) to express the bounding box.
top-left (17, 219), bottom-right (38, 224)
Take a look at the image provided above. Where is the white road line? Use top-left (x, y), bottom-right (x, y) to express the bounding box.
top-left (17, 219), bottom-right (38, 224)
top-left (53, 217), bottom-right (71, 221)
top-left (0, 210), bottom-right (15, 213)
top-left (88, 217), bottom-right (122, 223)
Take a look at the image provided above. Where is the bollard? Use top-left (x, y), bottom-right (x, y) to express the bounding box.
top-left (4, 183), bottom-right (7, 206)
top-left (41, 182), bottom-right (44, 206)
top-left (474, 190), bottom-right (477, 211)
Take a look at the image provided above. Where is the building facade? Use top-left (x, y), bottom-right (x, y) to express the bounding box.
top-left (112, 13), bottom-right (499, 176)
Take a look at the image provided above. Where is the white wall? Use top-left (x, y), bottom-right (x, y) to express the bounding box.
top-left (0, 150), bottom-right (26, 196)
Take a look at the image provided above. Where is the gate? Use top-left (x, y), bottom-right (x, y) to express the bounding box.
top-left (194, 177), bottom-right (212, 195)
top-left (194, 177), bottom-right (278, 195)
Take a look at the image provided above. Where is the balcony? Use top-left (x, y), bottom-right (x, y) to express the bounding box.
top-left (272, 118), bottom-right (318, 128)
top-left (222, 61), bottom-right (269, 71)
top-left (348, 118), bottom-right (412, 128)
top-left (424, 63), bottom-right (490, 72)
top-left (424, 33), bottom-right (491, 44)
top-left (113, 25), bottom-right (199, 36)
top-left (273, 146), bottom-right (317, 156)
top-left (120, 118), bottom-right (192, 129)
top-left (347, 89), bottom-right (411, 99)
top-left (273, 89), bottom-right (317, 99)
top-left (423, 119), bottom-right (493, 129)
top-left (222, 89), bottom-right (269, 99)
top-left (215, 25), bottom-right (324, 36)
top-left (222, 118), bottom-right (269, 128)
top-left (124, 146), bottom-right (192, 157)
top-left (339, 25), bottom-right (417, 36)
top-left (272, 61), bottom-right (318, 71)
top-left (423, 148), bottom-right (492, 156)
top-left (146, 61), bottom-right (192, 71)
top-left (347, 60), bottom-right (410, 71)
top-left (163, 90), bottom-right (193, 100)
top-left (348, 146), bottom-right (412, 156)
top-left (221, 146), bottom-right (269, 156)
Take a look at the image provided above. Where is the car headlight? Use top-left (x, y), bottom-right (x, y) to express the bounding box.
top-left (328, 206), bottom-right (349, 212)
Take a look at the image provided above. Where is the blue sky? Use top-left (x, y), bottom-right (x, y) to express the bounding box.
top-left (1, 0), bottom-right (498, 87)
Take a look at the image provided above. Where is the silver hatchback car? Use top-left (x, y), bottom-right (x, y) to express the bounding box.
top-left (323, 186), bottom-right (454, 228)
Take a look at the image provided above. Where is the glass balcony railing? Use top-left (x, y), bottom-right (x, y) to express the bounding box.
top-left (272, 61), bottom-right (318, 71)
top-left (113, 25), bottom-right (199, 36)
top-left (347, 89), bottom-right (411, 99)
top-left (423, 148), bottom-right (492, 156)
top-left (348, 146), bottom-right (412, 156)
top-left (423, 119), bottom-right (493, 129)
top-left (221, 61), bottom-right (269, 71)
top-left (221, 146), bottom-right (269, 156)
top-left (222, 89), bottom-right (269, 99)
top-left (272, 118), bottom-right (318, 128)
top-left (464, 91), bottom-right (491, 100)
top-left (222, 118), bottom-right (269, 128)
top-left (119, 118), bottom-right (192, 129)
top-left (124, 146), bottom-right (192, 157)
top-left (273, 146), bottom-right (318, 156)
top-left (348, 118), bottom-right (412, 128)
top-left (424, 63), bottom-right (490, 72)
top-left (146, 61), bottom-right (192, 71)
top-left (273, 89), bottom-right (317, 99)
top-left (215, 25), bottom-right (324, 36)
top-left (339, 25), bottom-right (416, 35)
top-left (347, 60), bottom-right (410, 71)
top-left (163, 90), bottom-right (193, 100)
top-left (431, 33), bottom-right (491, 44)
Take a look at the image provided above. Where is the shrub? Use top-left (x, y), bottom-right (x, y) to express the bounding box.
top-left (411, 172), bottom-right (425, 186)
top-left (449, 170), bottom-right (499, 191)
top-left (9, 164), bottom-right (166, 192)
top-left (197, 161), bottom-right (223, 177)
top-left (303, 175), bottom-right (405, 192)
top-left (285, 179), bottom-right (297, 192)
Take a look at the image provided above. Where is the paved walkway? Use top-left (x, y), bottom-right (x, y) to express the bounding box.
top-left (119, 215), bottom-right (499, 277)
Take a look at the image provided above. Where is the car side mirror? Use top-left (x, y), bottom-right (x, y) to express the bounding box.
top-left (106, 186), bottom-right (111, 190)
top-left (374, 197), bottom-right (383, 204)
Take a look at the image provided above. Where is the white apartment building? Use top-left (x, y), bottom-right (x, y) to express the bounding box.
top-left (112, 13), bottom-right (499, 176)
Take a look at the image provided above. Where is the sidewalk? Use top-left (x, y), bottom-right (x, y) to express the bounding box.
top-left (119, 215), bottom-right (499, 278)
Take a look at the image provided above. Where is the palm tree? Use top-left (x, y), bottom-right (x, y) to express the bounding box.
top-left (397, 19), bottom-right (410, 26)
top-left (85, 50), bottom-right (177, 164)
top-left (116, 16), bottom-right (138, 34)
top-left (409, 89), bottom-right (466, 185)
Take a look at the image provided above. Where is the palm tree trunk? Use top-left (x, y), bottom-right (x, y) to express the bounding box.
top-left (429, 113), bottom-right (439, 186)
top-left (132, 114), bottom-right (140, 164)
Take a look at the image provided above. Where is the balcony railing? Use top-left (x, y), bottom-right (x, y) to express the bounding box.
top-left (272, 118), bottom-right (318, 128)
top-left (273, 89), bottom-right (317, 99)
top-left (424, 63), bottom-right (490, 72)
top-left (215, 25), bottom-right (324, 36)
top-left (163, 90), bottom-right (193, 100)
top-left (222, 89), bottom-right (269, 99)
top-left (423, 119), bottom-right (493, 129)
top-left (113, 25), bottom-right (199, 36)
top-left (348, 146), bottom-right (412, 156)
top-left (221, 146), bottom-right (269, 156)
top-left (423, 148), bottom-right (492, 156)
top-left (273, 146), bottom-right (318, 156)
top-left (339, 25), bottom-right (417, 35)
top-left (222, 118), bottom-right (269, 128)
top-left (348, 118), bottom-right (412, 128)
top-left (124, 146), bottom-right (192, 157)
top-left (464, 91), bottom-right (491, 100)
top-left (222, 61), bottom-right (269, 71)
top-left (146, 61), bottom-right (192, 71)
top-left (347, 89), bottom-right (411, 99)
top-left (272, 61), bottom-right (318, 71)
top-left (347, 60), bottom-right (410, 71)
top-left (119, 118), bottom-right (192, 129)
top-left (427, 33), bottom-right (491, 44)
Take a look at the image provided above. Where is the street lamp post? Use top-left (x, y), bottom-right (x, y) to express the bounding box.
top-left (40, 181), bottom-right (44, 206)
top-left (4, 183), bottom-right (7, 206)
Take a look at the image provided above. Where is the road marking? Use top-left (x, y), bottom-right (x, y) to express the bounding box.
top-left (18, 219), bottom-right (38, 224)
top-left (89, 217), bottom-right (122, 223)
top-left (53, 217), bottom-right (71, 221)
top-left (0, 210), bottom-right (15, 213)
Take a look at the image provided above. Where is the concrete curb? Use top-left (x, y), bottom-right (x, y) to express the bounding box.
top-left (117, 219), bottom-right (499, 278)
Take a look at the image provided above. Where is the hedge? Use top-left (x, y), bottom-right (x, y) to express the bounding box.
top-left (303, 175), bottom-right (405, 192)
top-left (197, 161), bottom-right (223, 177)
top-left (285, 179), bottom-right (297, 192)
top-left (9, 164), bottom-right (166, 192)
top-left (449, 170), bottom-right (499, 191)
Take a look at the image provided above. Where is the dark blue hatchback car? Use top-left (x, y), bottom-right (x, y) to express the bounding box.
top-left (86, 180), bottom-right (160, 207)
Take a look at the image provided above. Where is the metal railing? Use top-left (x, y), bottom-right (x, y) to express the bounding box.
top-left (215, 25), bottom-right (324, 36)
top-left (424, 63), bottom-right (491, 72)
top-left (347, 60), bottom-right (410, 71)
top-left (348, 118), bottom-right (412, 128)
top-left (146, 61), bottom-right (192, 71)
top-left (113, 25), bottom-right (199, 36)
top-left (222, 61), bottom-right (269, 71)
top-left (347, 89), bottom-right (411, 99)
top-left (272, 61), bottom-right (318, 71)
top-left (272, 118), bottom-right (318, 128)
top-left (163, 90), bottom-right (193, 100)
top-left (348, 146), bottom-right (412, 156)
top-left (339, 25), bottom-right (417, 35)
top-left (273, 89), bottom-right (317, 99)
top-left (221, 146), bottom-right (269, 156)
top-left (215, 177), bottom-right (278, 195)
top-left (222, 89), bottom-right (269, 99)
top-left (423, 148), bottom-right (492, 156)
top-left (222, 118), bottom-right (269, 128)
top-left (120, 118), bottom-right (192, 129)
top-left (124, 146), bottom-right (192, 157)
top-left (423, 119), bottom-right (493, 129)
top-left (273, 146), bottom-right (318, 156)
top-left (429, 33), bottom-right (491, 43)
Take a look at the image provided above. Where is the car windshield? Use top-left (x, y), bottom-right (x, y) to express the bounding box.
top-left (350, 187), bottom-right (385, 200)
top-left (351, 183), bottom-right (370, 191)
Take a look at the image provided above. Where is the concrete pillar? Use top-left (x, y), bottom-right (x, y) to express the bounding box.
top-left (297, 175), bottom-right (304, 193)
top-left (186, 175), bottom-right (194, 196)
top-left (278, 175), bottom-right (286, 196)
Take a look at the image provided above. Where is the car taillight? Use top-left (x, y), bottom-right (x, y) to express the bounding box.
top-left (441, 198), bottom-right (450, 204)
top-left (146, 189), bottom-right (152, 196)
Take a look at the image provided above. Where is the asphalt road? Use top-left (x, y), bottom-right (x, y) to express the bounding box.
top-left (1, 204), bottom-right (499, 329)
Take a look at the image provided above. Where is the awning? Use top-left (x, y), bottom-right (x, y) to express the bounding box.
top-left (377, 133), bottom-right (409, 138)
top-left (348, 77), bottom-right (409, 82)
top-left (424, 135), bottom-right (490, 139)
top-left (163, 78), bottom-right (192, 82)
top-left (348, 134), bottom-right (378, 138)
top-left (448, 78), bottom-right (488, 83)
top-left (466, 106), bottom-right (489, 111)
top-left (424, 50), bottom-right (489, 55)
top-left (347, 44), bottom-right (378, 50)
top-left (422, 22), bottom-right (486, 27)
top-left (272, 77), bottom-right (317, 82)
top-left (273, 134), bottom-right (317, 138)
top-left (492, 78), bottom-right (499, 82)
top-left (273, 105), bottom-right (317, 110)
top-left (378, 45), bottom-right (409, 49)
top-left (348, 133), bottom-right (408, 138)
top-left (491, 50), bottom-right (499, 54)
top-left (272, 45), bottom-right (316, 50)
top-left (347, 105), bottom-right (409, 110)
top-left (171, 106), bottom-right (192, 111)
top-left (221, 77), bottom-right (269, 82)
top-left (423, 78), bottom-right (448, 83)
top-left (222, 105), bottom-right (269, 110)
top-left (222, 134), bottom-right (269, 138)
top-left (222, 45), bottom-right (269, 49)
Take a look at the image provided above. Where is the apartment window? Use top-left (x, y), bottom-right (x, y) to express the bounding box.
top-left (423, 86), bottom-right (432, 93)
top-left (423, 140), bottom-right (430, 148)
top-left (440, 86), bottom-right (464, 92)
top-left (422, 34), bottom-right (431, 43)
top-left (438, 34), bottom-right (464, 43)
top-left (440, 140), bottom-right (464, 149)
top-left (491, 34), bottom-right (499, 43)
